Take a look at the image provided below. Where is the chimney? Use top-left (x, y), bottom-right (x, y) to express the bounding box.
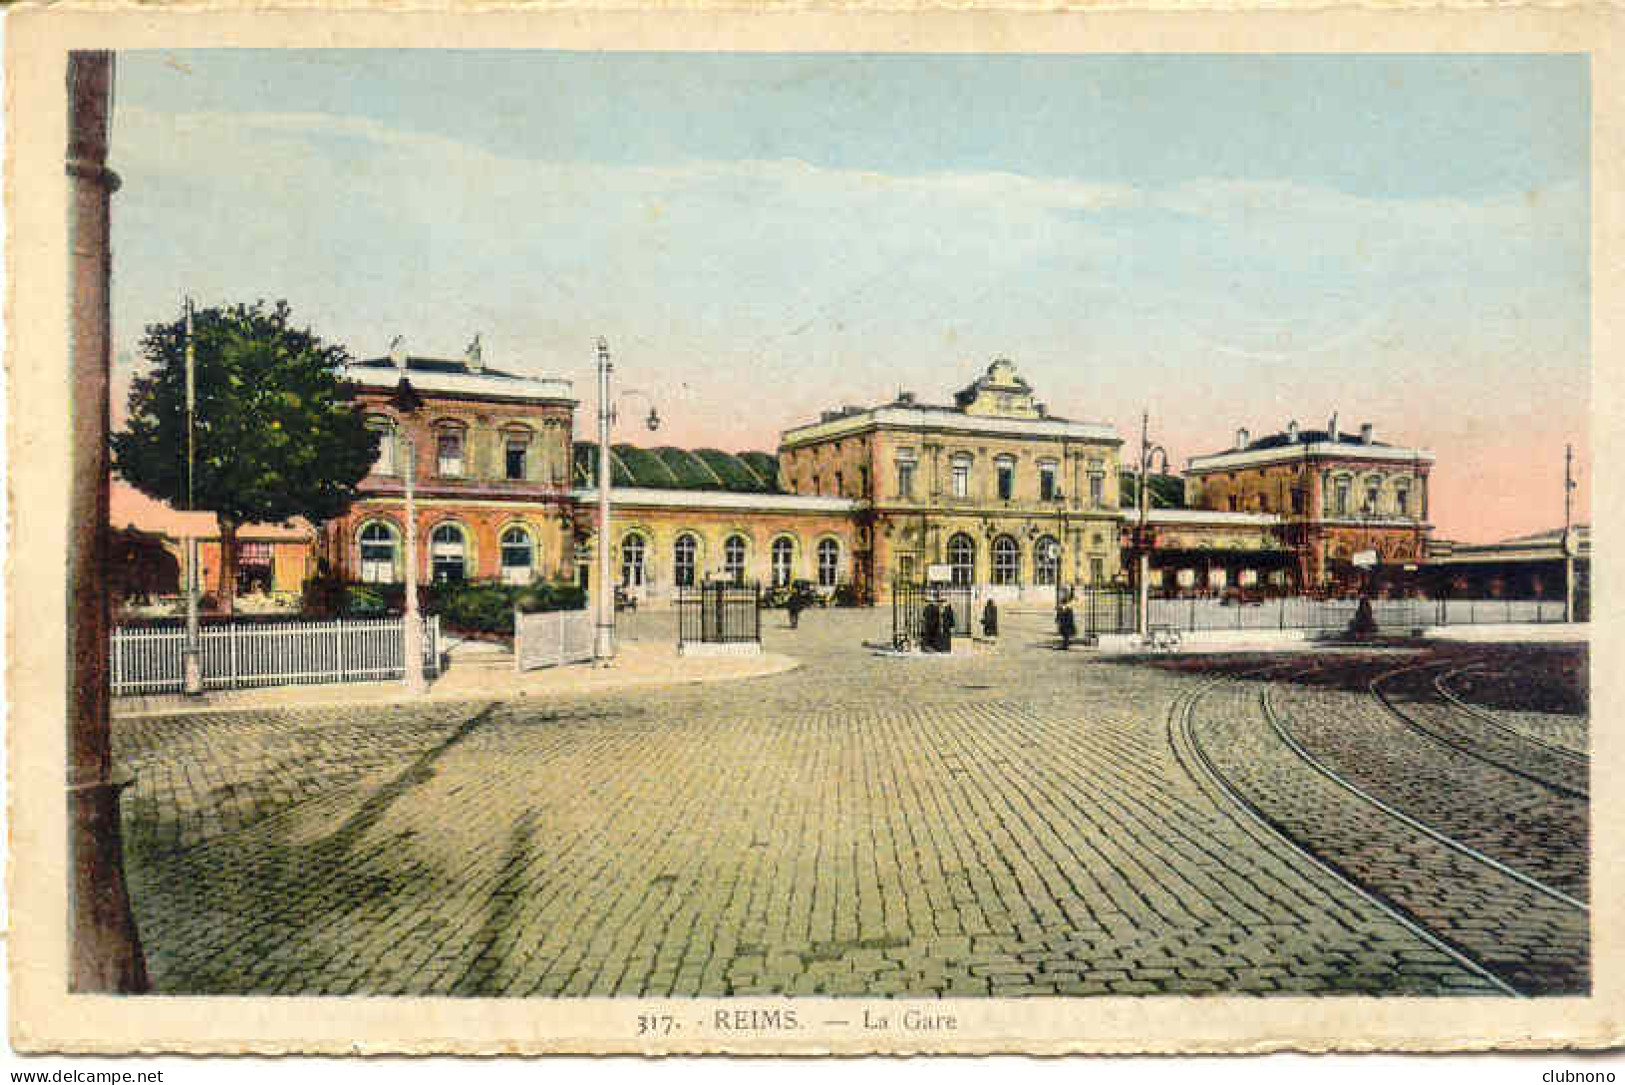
top-left (897, 391), bottom-right (916, 406)
top-left (464, 333), bottom-right (483, 373)
top-left (1360, 422), bottom-right (1374, 445)
top-left (389, 335), bottom-right (406, 368)
top-left (1328, 413), bottom-right (1339, 442)
top-left (1235, 427), bottom-right (1249, 451)
top-left (1287, 419), bottom-right (1299, 442)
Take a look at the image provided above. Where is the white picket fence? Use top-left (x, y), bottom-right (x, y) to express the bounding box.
top-left (515, 608), bottom-right (594, 671)
top-left (110, 615), bottom-right (441, 695)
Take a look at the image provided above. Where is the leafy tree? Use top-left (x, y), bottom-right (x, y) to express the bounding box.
top-left (112, 300), bottom-right (377, 614)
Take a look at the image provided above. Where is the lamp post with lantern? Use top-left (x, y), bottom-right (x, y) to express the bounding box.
top-left (1135, 411), bottom-right (1170, 638)
top-left (593, 337), bottom-right (661, 663)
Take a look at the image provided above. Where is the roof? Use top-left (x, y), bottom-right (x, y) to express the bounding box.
top-left (109, 481), bottom-right (315, 542)
top-left (1205, 429), bottom-right (1391, 458)
top-left (344, 355), bottom-right (575, 404)
top-left (573, 443), bottom-right (781, 494)
top-left (351, 355), bottom-right (528, 381)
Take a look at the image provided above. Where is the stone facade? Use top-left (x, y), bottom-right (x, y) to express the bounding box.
top-left (779, 359), bottom-right (1124, 603)
top-left (323, 350), bottom-right (579, 586)
top-left (570, 489), bottom-right (859, 605)
top-left (1184, 419), bottom-right (1433, 588)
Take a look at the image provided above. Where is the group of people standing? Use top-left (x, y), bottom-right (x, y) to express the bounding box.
top-left (917, 597), bottom-right (1006, 653)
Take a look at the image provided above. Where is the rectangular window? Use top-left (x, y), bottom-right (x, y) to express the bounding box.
top-left (1089, 557), bottom-right (1105, 584)
top-left (1088, 472), bottom-right (1104, 508)
top-left (505, 441), bottom-right (528, 481)
top-left (997, 462), bottom-right (1014, 501)
top-left (835, 471), bottom-right (844, 496)
top-left (1039, 462), bottom-right (1057, 501)
top-left (370, 425), bottom-right (396, 475)
top-left (1335, 480), bottom-right (1350, 516)
top-left (951, 462), bottom-right (970, 498)
top-left (897, 461), bottom-right (915, 500)
top-left (437, 432), bottom-right (464, 477)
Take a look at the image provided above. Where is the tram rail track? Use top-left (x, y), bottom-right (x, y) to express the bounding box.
top-left (1369, 662), bottom-right (1588, 801)
top-left (1172, 663), bottom-right (1590, 997)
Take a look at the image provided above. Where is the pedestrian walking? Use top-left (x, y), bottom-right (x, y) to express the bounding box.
top-left (1056, 602), bottom-right (1077, 650)
top-left (786, 589), bottom-right (804, 629)
top-left (920, 599), bottom-right (941, 653)
top-left (981, 598), bottom-right (999, 638)
top-left (939, 599), bottom-right (956, 652)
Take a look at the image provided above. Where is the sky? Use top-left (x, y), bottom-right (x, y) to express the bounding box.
top-left (108, 51), bottom-right (1590, 543)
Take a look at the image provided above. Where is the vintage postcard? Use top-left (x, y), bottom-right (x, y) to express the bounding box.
top-left (7, 6), bottom-right (1624, 1056)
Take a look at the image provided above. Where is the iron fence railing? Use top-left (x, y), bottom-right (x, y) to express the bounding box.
top-left (676, 581), bottom-right (762, 644)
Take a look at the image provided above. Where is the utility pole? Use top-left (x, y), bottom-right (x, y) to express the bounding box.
top-left (182, 298), bottom-right (203, 696)
top-left (1136, 411), bottom-right (1168, 638)
top-left (595, 337), bottom-right (616, 663)
top-left (67, 49), bottom-right (148, 992)
top-left (402, 432), bottom-right (426, 693)
top-left (1563, 443), bottom-right (1577, 623)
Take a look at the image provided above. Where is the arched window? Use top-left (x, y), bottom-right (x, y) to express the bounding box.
top-left (771, 537), bottom-right (795, 588)
top-left (500, 526), bottom-right (535, 585)
top-left (430, 523), bottom-right (467, 583)
top-left (991, 535), bottom-right (1020, 585)
top-left (366, 417), bottom-right (396, 476)
top-left (673, 533), bottom-right (698, 588)
top-left (947, 533), bottom-right (975, 587)
top-left (723, 535), bottom-right (748, 584)
top-left (1034, 535), bottom-right (1060, 586)
top-left (359, 521), bottom-right (399, 584)
top-left (620, 533), bottom-right (646, 588)
top-left (817, 538), bottom-right (840, 588)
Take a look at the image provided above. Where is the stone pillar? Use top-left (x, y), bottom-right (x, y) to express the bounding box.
top-left (67, 51), bottom-right (148, 993)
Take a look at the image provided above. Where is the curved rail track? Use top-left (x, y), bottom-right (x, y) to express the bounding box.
top-left (1370, 662), bottom-right (1588, 800)
top-left (1174, 664), bottom-right (1590, 996)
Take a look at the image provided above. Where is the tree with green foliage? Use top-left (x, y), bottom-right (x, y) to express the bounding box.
top-left (111, 300), bottom-right (377, 614)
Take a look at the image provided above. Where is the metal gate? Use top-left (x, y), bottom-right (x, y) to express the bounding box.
top-left (1074, 586), bottom-right (1136, 638)
top-left (676, 581), bottom-right (762, 645)
top-left (890, 580), bottom-right (972, 649)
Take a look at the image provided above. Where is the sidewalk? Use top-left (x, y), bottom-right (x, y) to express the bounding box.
top-left (112, 638), bottom-right (801, 718)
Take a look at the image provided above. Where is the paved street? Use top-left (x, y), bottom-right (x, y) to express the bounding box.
top-left (114, 610), bottom-right (1588, 997)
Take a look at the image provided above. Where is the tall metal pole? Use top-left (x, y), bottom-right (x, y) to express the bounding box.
top-left (182, 298), bottom-right (202, 696)
top-left (595, 337), bottom-right (616, 662)
top-left (1137, 410), bottom-right (1151, 636)
top-left (67, 49), bottom-right (148, 992)
top-left (1563, 443), bottom-right (1576, 623)
top-left (402, 432), bottom-right (426, 692)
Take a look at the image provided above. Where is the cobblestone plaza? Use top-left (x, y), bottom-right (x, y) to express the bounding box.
top-left (114, 612), bottom-right (1589, 998)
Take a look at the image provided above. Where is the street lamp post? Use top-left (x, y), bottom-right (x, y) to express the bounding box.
top-left (1563, 443), bottom-right (1577, 623)
top-left (1136, 411), bottom-right (1169, 638)
top-left (401, 432), bottom-right (426, 693)
top-left (593, 337), bottom-right (659, 664)
top-left (182, 297), bottom-right (203, 696)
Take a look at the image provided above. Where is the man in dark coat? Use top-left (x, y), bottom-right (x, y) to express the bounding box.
top-left (981, 599), bottom-right (999, 638)
top-left (920, 599), bottom-right (941, 653)
top-left (939, 600), bottom-right (956, 652)
top-left (1057, 603), bottom-right (1077, 650)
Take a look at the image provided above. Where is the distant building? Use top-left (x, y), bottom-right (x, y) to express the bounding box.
top-left (323, 341), bottom-right (578, 587)
top-left (109, 481), bottom-right (315, 599)
top-left (1184, 417), bottom-right (1434, 589)
top-left (779, 358), bottom-right (1124, 603)
top-left (1425, 525), bottom-right (1589, 609)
